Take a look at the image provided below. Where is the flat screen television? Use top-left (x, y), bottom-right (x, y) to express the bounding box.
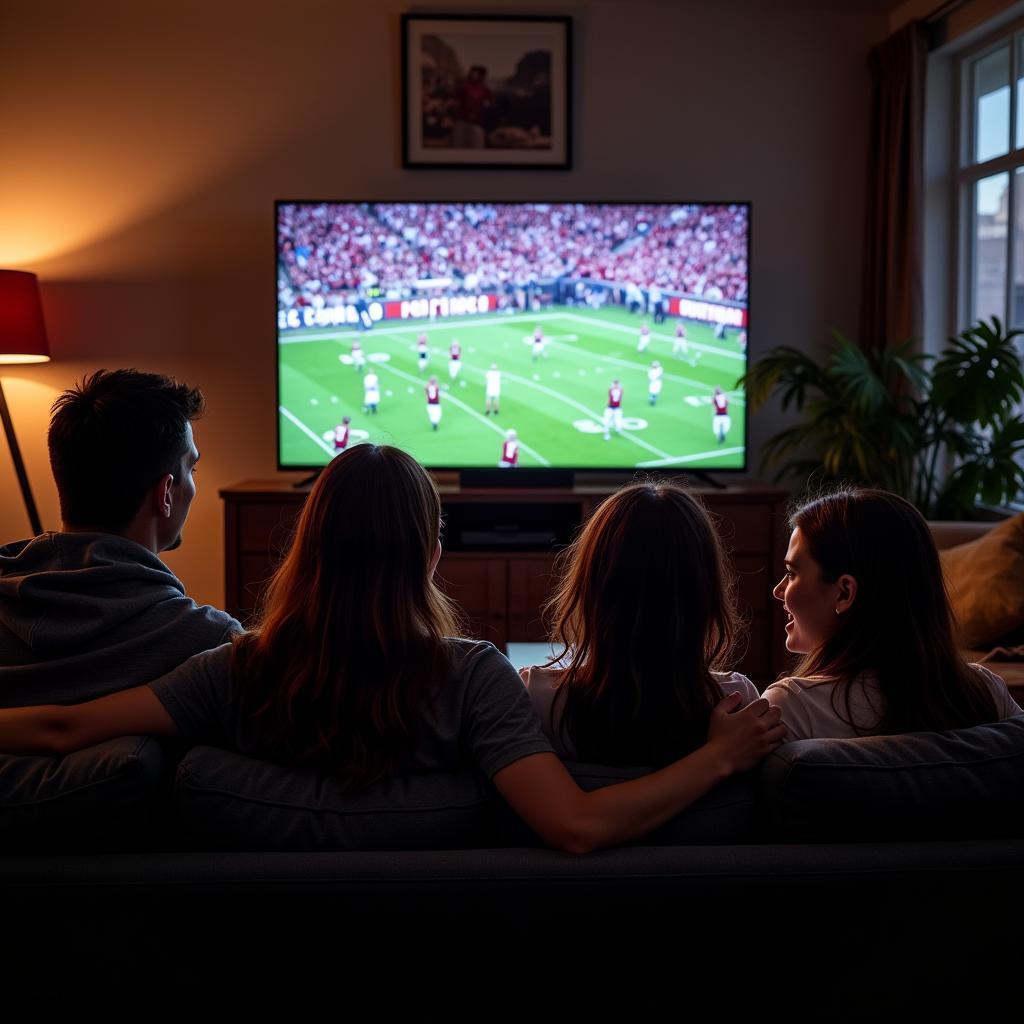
top-left (277, 201), bottom-right (749, 479)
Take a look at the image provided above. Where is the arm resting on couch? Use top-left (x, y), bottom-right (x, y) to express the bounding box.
top-left (493, 694), bottom-right (785, 854)
top-left (0, 686), bottom-right (178, 756)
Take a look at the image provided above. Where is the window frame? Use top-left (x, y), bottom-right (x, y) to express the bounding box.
top-left (957, 20), bottom-right (1024, 329)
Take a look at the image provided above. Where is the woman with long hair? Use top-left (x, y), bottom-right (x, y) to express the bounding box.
top-left (0, 445), bottom-right (784, 853)
top-left (523, 480), bottom-right (764, 766)
top-left (766, 487), bottom-right (1021, 739)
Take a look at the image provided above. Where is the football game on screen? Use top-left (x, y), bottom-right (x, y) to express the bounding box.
top-left (277, 202), bottom-right (748, 471)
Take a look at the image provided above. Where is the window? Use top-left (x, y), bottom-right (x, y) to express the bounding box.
top-left (959, 29), bottom-right (1024, 327)
top-left (958, 26), bottom-right (1024, 512)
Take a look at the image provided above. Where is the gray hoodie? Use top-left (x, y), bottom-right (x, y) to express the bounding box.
top-left (0, 532), bottom-right (242, 707)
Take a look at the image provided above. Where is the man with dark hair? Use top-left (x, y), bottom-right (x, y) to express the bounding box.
top-left (0, 369), bottom-right (241, 707)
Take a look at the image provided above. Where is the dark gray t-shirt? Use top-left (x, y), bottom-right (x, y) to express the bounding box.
top-left (148, 638), bottom-right (554, 779)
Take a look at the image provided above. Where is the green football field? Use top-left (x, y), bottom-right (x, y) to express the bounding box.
top-left (278, 304), bottom-right (747, 469)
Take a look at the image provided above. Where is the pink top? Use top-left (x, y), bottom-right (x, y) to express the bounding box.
top-left (762, 663), bottom-right (1022, 742)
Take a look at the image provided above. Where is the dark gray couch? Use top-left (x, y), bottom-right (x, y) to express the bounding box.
top-left (3, 717), bottom-right (1024, 1016)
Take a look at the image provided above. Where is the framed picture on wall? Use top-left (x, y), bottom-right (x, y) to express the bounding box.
top-left (401, 13), bottom-right (572, 169)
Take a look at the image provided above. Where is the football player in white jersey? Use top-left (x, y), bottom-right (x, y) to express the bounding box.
top-left (637, 323), bottom-right (651, 353)
top-left (333, 416), bottom-right (351, 452)
top-left (417, 333), bottom-right (429, 373)
top-left (648, 361), bottom-right (663, 406)
top-left (499, 429), bottom-right (519, 468)
top-left (351, 339), bottom-right (366, 372)
top-left (485, 363), bottom-right (501, 415)
top-left (603, 379), bottom-right (624, 440)
top-left (673, 322), bottom-right (688, 356)
top-left (712, 386), bottom-right (731, 444)
top-left (672, 321), bottom-right (700, 366)
top-left (531, 325), bottom-right (547, 362)
top-left (425, 376), bottom-right (442, 430)
top-left (363, 371), bottom-right (380, 415)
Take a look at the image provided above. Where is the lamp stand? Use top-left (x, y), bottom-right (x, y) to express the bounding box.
top-left (0, 378), bottom-right (43, 536)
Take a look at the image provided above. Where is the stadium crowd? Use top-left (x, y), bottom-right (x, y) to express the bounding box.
top-left (278, 202), bottom-right (748, 312)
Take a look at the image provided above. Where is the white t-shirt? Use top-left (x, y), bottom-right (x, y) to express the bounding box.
top-left (762, 663), bottom-right (1022, 742)
top-left (485, 369), bottom-right (501, 396)
top-left (520, 664), bottom-right (760, 760)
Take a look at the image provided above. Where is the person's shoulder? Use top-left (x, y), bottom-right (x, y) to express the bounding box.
top-left (711, 670), bottom-right (760, 704)
top-left (967, 661), bottom-right (1022, 714)
top-left (521, 664), bottom-right (562, 692)
top-left (443, 637), bottom-right (512, 676)
top-left (967, 661), bottom-right (1005, 687)
top-left (180, 641), bottom-right (236, 673)
top-left (0, 536), bottom-right (35, 562)
top-left (763, 674), bottom-right (835, 697)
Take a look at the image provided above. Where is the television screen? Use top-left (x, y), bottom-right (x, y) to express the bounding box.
top-left (277, 201), bottom-right (749, 473)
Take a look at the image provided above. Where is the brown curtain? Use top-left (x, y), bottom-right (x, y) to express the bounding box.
top-left (860, 21), bottom-right (929, 354)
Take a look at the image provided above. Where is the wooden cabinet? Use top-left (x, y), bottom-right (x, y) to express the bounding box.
top-left (222, 481), bottom-right (789, 686)
top-left (435, 554), bottom-right (508, 648)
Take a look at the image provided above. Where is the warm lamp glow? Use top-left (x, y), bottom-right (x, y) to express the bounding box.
top-left (0, 269), bottom-right (50, 537)
top-left (0, 270), bottom-right (51, 361)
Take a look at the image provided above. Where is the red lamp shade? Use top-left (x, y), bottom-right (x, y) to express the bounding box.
top-left (0, 270), bottom-right (51, 364)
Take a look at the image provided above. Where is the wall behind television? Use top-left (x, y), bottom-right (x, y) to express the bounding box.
top-left (0, 0), bottom-right (888, 607)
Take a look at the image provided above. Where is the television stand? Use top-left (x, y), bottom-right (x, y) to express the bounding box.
top-left (681, 470), bottom-right (727, 490)
top-left (292, 470), bottom-right (321, 488)
top-left (221, 480), bottom-right (791, 686)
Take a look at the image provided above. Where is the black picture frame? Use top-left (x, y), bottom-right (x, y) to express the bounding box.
top-left (401, 13), bottom-right (572, 170)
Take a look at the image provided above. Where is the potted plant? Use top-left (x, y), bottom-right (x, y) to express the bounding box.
top-left (739, 317), bottom-right (1024, 518)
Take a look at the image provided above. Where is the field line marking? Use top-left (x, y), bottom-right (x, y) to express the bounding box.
top-left (541, 334), bottom-right (746, 401)
top-left (280, 405), bottom-right (337, 457)
top-left (501, 371), bottom-right (672, 460)
top-left (555, 311), bottom-right (747, 363)
top-left (635, 446), bottom-right (745, 468)
top-left (279, 312), bottom-right (558, 343)
top-left (374, 354), bottom-right (552, 467)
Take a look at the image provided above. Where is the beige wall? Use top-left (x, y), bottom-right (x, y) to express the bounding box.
top-left (0, 0), bottom-right (887, 607)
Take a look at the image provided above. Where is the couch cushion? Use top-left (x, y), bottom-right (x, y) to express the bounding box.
top-left (760, 715), bottom-right (1024, 840)
top-left (495, 761), bottom-right (757, 846)
top-left (174, 746), bottom-right (496, 850)
top-left (940, 512), bottom-right (1024, 648)
top-left (0, 736), bottom-right (167, 850)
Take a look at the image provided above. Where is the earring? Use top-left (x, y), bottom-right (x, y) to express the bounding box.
top-left (834, 608), bottom-right (841, 615)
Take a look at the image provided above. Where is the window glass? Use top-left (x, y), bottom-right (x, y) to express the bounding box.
top-left (1016, 36), bottom-right (1024, 149)
top-left (974, 46), bottom-right (1011, 163)
top-left (1012, 167), bottom-right (1024, 326)
top-left (973, 171), bottom-right (1009, 322)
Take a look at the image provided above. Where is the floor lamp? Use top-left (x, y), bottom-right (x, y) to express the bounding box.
top-left (0, 270), bottom-right (50, 536)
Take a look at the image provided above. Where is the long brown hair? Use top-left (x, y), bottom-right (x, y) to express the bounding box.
top-left (232, 445), bottom-right (462, 787)
top-left (789, 487), bottom-right (997, 733)
top-left (544, 480), bottom-right (741, 766)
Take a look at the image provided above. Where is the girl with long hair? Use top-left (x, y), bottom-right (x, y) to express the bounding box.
top-left (766, 487), bottom-right (1021, 739)
top-left (0, 445), bottom-right (784, 853)
top-left (523, 480), bottom-right (764, 766)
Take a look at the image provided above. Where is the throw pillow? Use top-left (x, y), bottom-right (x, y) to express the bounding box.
top-left (940, 512), bottom-right (1024, 648)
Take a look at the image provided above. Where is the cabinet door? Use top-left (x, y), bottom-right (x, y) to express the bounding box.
top-left (436, 556), bottom-right (507, 648)
top-left (507, 556), bottom-right (558, 642)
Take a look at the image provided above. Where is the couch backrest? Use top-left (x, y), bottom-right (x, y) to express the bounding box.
top-left (929, 519), bottom-right (995, 550)
top-left (760, 715), bottom-right (1024, 840)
